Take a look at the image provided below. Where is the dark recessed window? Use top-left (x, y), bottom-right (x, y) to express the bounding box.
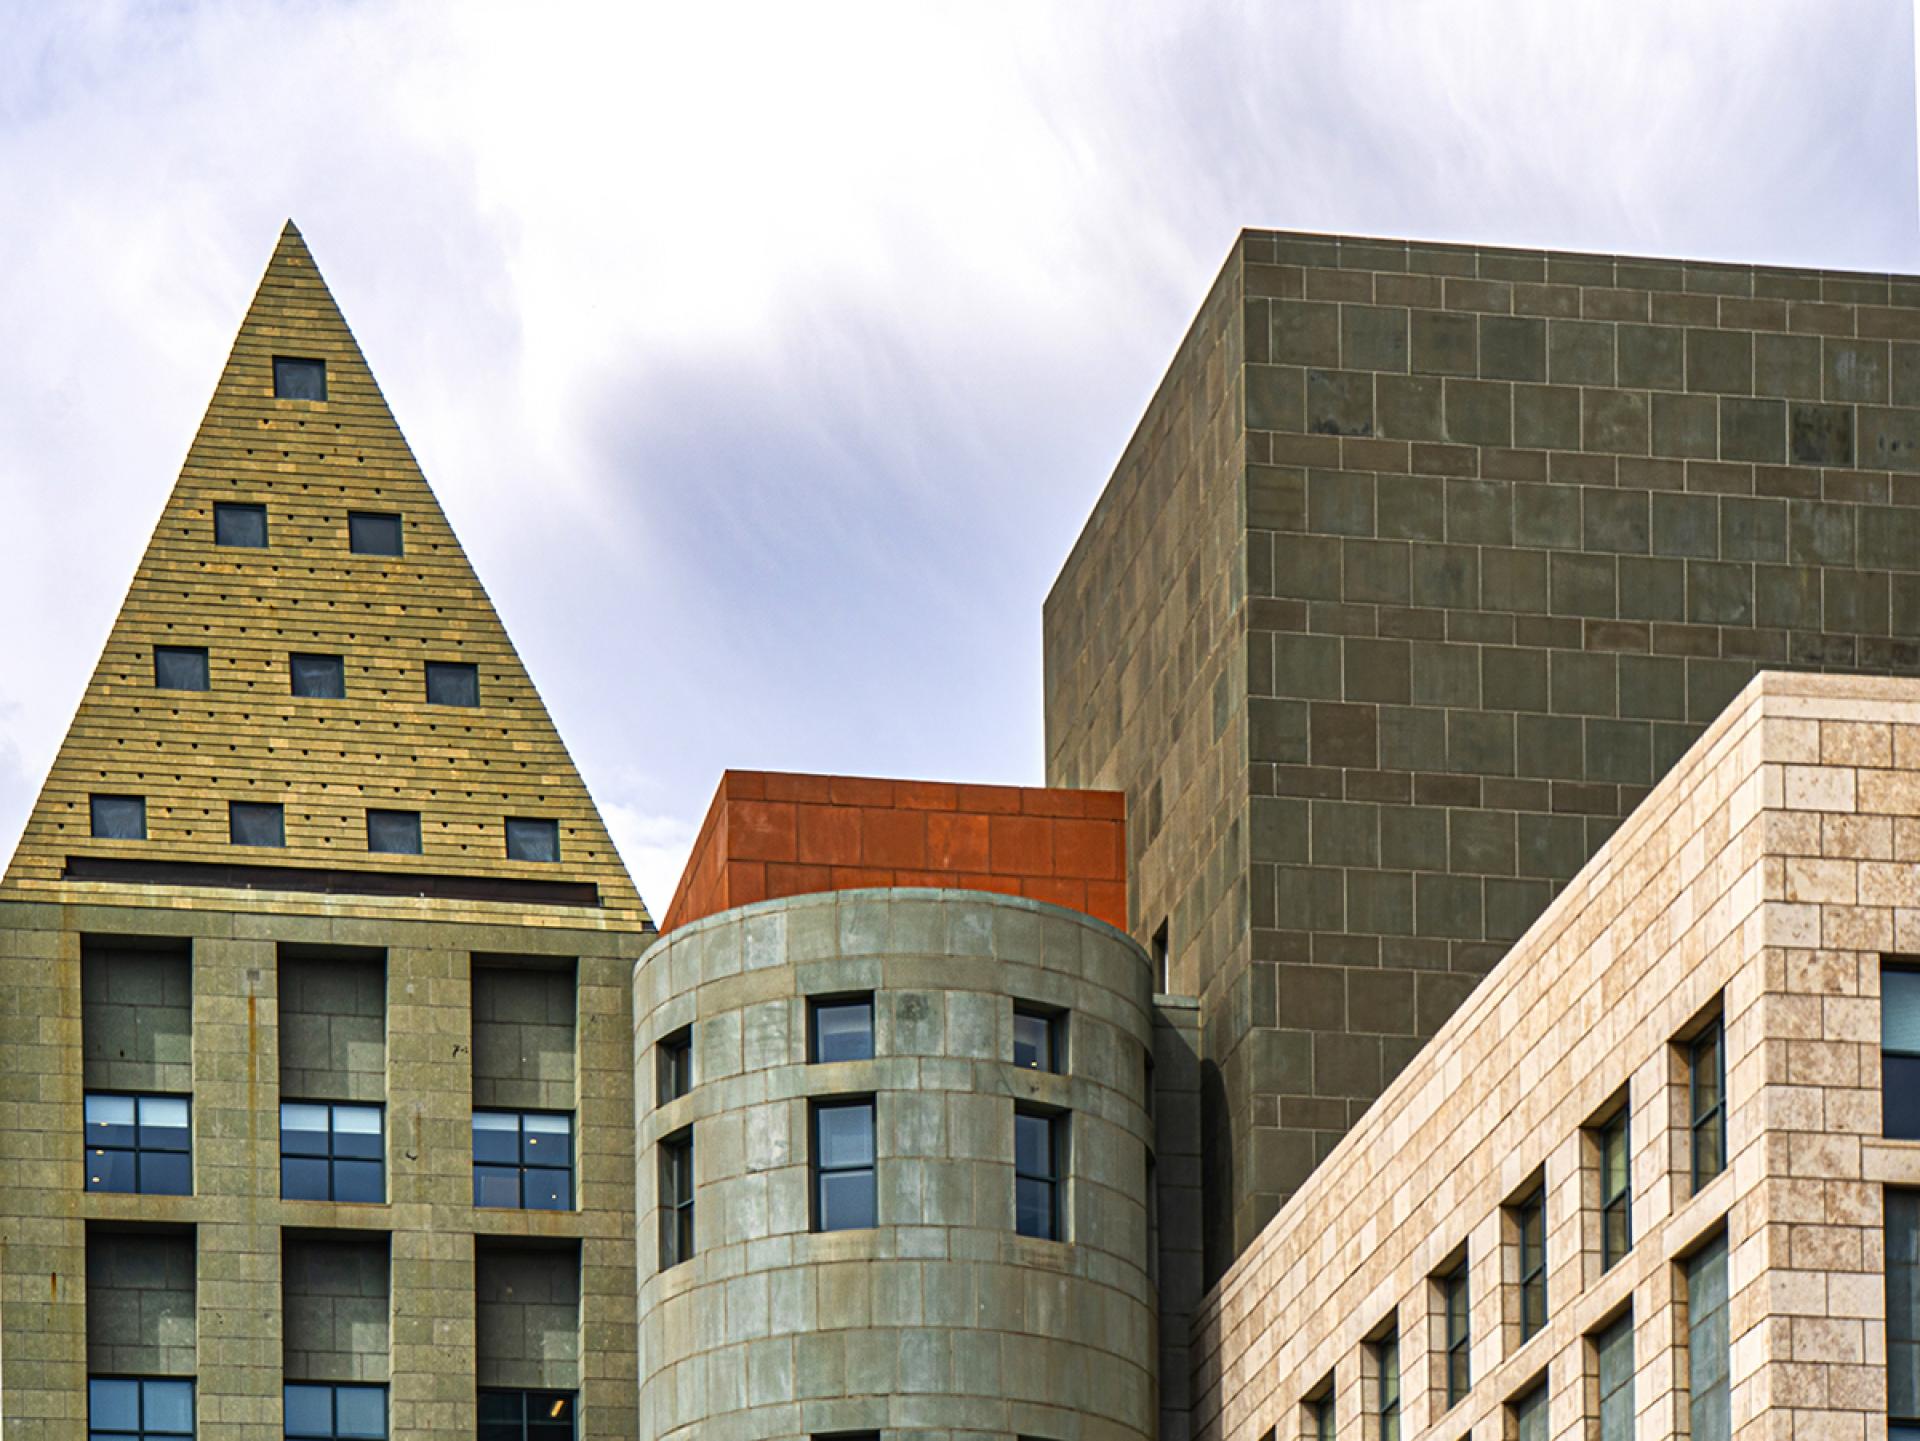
top-left (425, 660), bottom-right (479, 707)
top-left (348, 512), bottom-right (403, 557)
top-left (1887, 969), bottom-right (1920, 1140)
top-left (1441, 1259), bottom-right (1470, 1406)
top-left (1015, 1106), bottom-right (1066, 1240)
top-left (273, 356), bottom-right (327, 401)
top-left (1889, 1194), bottom-right (1919, 1441)
top-left (1596, 1311), bottom-right (1635, 1441)
top-left (1013, 1005), bottom-right (1066, 1073)
top-left (366, 809), bottom-right (422, 855)
top-left (1597, 1104), bottom-right (1631, 1269)
top-left (1688, 1234), bottom-right (1730, 1441)
top-left (214, 502), bottom-right (268, 548)
top-left (153, 645), bottom-right (209, 691)
top-left (84, 1092), bottom-right (190, 1194)
top-left (285, 1382), bottom-right (387, 1440)
top-left (281, 1101), bottom-right (384, 1203)
top-left (659, 1128), bottom-right (694, 1269)
top-left (1512, 1380), bottom-right (1548, 1441)
top-left (477, 1391), bottom-right (574, 1441)
top-left (88, 1377), bottom-right (194, 1441)
top-left (230, 801), bottom-right (285, 848)
top-left (1311, 1389), bottom-right (1335, 1441)
top-left (1375, 1329), bottom-right (1401, 1441)
top-left (657, 1026), bottom-right (693, 1105)
top-left (290, 653), bottom-right (346, 699)
top-left (812, 1098), bottom-right (876, 1231)
top-left (472, 1110), bottom-right (572, 1210)
top-left (505, 817), bottom-right (560, 863)
top-left (90, 795), bottom-right (146, 841)
top-left (1689, 1016), bottom-right (1727, 1189)
top-left (1514, 1183), bottom-right (1547, 1340)
top-left (810, 995), bottom-right (874, 1063)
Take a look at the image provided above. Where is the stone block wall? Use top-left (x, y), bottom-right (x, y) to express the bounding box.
top-left (1191, 671), bottom-right (1920, 1441)
top-left (283, 1234), bottom-right (390, 1382)
top-left (633, 888), bottom-right (1158, 1440)
top-left (86, 1227), bottom-right (195, 1375)
top-left (278, 951), bottom-right (386, 1103)
top-left (81, 938), bottom-right (192, 1093)
top-left (475, 1241), bottom-right (580, 1390)
top-left (471, 961), bottom-right (577, 1112)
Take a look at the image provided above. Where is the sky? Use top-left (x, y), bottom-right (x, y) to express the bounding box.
top-left (0, 0), bottom-right (1916, 915)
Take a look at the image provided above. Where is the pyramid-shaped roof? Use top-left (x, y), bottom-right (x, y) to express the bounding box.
top-left (2, 223), bottom-right (650, 929)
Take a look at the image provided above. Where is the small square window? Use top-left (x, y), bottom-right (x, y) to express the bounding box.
top-left (366, 809), bottom-right (422, 855)
top-left (426, 660), bottom-right (480, 707)
top-left (214, 502), bottom-right (268, 548)
top-left (658, 1027), bottom-right (693, 1104)
top-left (153, 645), bottom-right (209, 691)
top-left (1013, 1005), bottom-right (1066, 1072)
top-left (348, 512), bottom-right (403, 557)
top-left (274, 356), bottom-right (327, 400)
top-left (810, 996), bottom-right (874, 1063)
top-left (505, 817), bottom-right (560, 863)
top-left (90, 795), bottom-right (146, 840)
top-left (230, 801), bottom-right (285, 848)
top-left (473, 1110), bottom-right (573, 1210)
top-left (290, 653), bottom-right (346, 699)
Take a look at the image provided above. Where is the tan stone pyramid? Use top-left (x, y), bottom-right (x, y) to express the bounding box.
top-left (2, 222), bottom-right (650, 928)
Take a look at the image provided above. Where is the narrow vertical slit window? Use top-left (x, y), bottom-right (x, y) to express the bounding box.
top-left (812, 1098), bottom-right (876, 1231)
top-left (1596, 1312), bottom-right (1635, 1441)
top-left (1597, 1104), bottom-right (1631, 1269)
top-left (659, 1128), bottom-right (694, 1269)
top-left (1514, 1183), bottom-right (1548, 1340)
top-left (1152, 920), bottom-right (1170, 992)
top-left (1686, 1234), bottom-right (1731, 1441)
top-left (657, 1026), bottom-right (693, 1104)
top-left (1311, 1383), bottom-right (1335, 1441)
top-left (1441, 1259), bottom-right (1470, 1406)
top-left (1376, 1330), bottom-right (1400, 1441)
top-left (1689, 1016), bottom-right (1727, 1188)
top-left (1888, 1193), bottom-right (1919, 1441)
top-left (1015, 1107), bottom-right (1066, 1241)
top-left (1886, 968), bottom-right (1920, 1140)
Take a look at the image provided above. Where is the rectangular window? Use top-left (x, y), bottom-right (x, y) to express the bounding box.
top-left (1311, 1386), bottom-right (1335, 1441)
top-left (91, 795), bottom-right (146, 840)
top-left (1014, 1005), bottom-right (1066, 1072)
top-left (347, 512), bottom-right (403, 557)
top-left (1376, 1330), bottom-right (1400, 1441)
top-left (1889, 1193), bottom-right (1919, 1441)
top-left (230, 801), bottom-right (285, 847)
top-left (1887, 969), bottom-right (1920, 1140)
top-left (812, 1098), bottom-right (876, 1231)
top-left (285, 1382), bottom-right (387, 1438)
top-left (84, 1093), bottom-right (190, 1194)
top-left (153, 646), bottom-right (209, 691)
top-left (810, 995), bottom-right (874, 1063)
top-left (1686, 1234), bottom-right (1730, 1441)
top-left (1511, 1381), bottom-right (1548, 1441)
top-left (425, 660), bottom-right (479, 707)
top-left (290, 653), bottom-right (346, 699)
top-left (1597, 1105), bottom-right (1631, 1269)
top-left (365, 809), bottom-right (421, 855)
top-left (476, 1390), bottom-right (574, 1441)
top-left (505, 817), bottom-right (560, 863)
top-left (472, 1110), bottom-right (572, 1210)
top-left (273, 356), bottom-right (327, 401)
top-left (1596, 1313), bottom-right (1634, 1441)
top-left (1015, 1107), bottom-right (1066, 1240)
top-left (657, 1026), bottom-right (692, 1104)
top-left (1441, 1259), bottom-right (1470, 1406)
top-left (1513, 1183), bottom-right (1548, 1340)
top-left (89, 1377), bottom-right (194, 1440)
top-left (659, 1129), bottom-right (694, 1269)
top-left (280, 1102), bottom-right (384, 1203)
top-left (1689, 1017), bottom-right (1727, 1188)
top-left (214, 501), bottom-right (267, 548)
top-left (1151, 920), bottom-right (1170, 992)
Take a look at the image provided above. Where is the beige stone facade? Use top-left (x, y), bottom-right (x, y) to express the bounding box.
top-left (1192, 671), bottom-right (1919, 1441)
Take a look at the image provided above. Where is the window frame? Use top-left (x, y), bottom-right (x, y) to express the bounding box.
top-left (657, 1026), bottom-right (693, 1105)
top-left (1885, 966), bottom-right (1920, 1141)
top-left (346, 511), bottom-right (403, 558)
top-left (364, 809), bottom-right (422, 856)
top-left (84, 1091), bottom-right (191, 1196)
top-left (504, 817), bottom-right (560, 864)
top-left (1513, 1182), bottom-right (1548, 1342)
top-left (811, 1096), bottom-right (876, 1233)
top-left (424, 660), bottom-right (480, 708)
top-left (1688, 1016), bottom-right (1727, 1189)
top-left (472, 1108), bottom-right (574, 1211)
top-left (1013, 1003), bottom-right (1067, 1073)
top-left (1596, 1102), bottom-right (1632, 1270)
top-left (152, 645), bottom-right (210, 692)
top-left (88, 1375), bottom-right (195, 1441)
top-left (289, 653), bottom-right (347, 700)
top-left (284, 1380), bottom-right (388, 1439)
top-left (476, 1388), bottom-right (576, 1441)
top-left (90, 794), bottom-right (147, 841)
top-left (1510, 1378), bottom-right (1548, 1441)
top-left (280, 1100), bottom-right (386, 1204)
top-left (229, 800), bottom-right (286, 848)
top-left (1014, 1105), bottom-right (1067, 1241)
top-left (1308, 1380), bottom-right (1336, 1441)
top-left (1684, 1232), bottom-right (1731, 1441)
top-left (1889, 1191), bottom-right (1920, 1439)
top-left (808, 994), bottom-right (875, 1064)
top-left (1375, 1328), bottom-right (1401, 1441)
top-left (213, 501), bottom-right (268, 548)
top-left (659, 1127), bottom-right (695, 1270)
top-left (1594, 1310), bottom-right (1635, 1441)
top-left (272, 355), bottom-right (328, 401)
top-left (1439, 1257), bottom-right (1470, 1407)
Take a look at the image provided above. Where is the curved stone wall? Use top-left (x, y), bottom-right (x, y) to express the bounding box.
top-left (633, 887), bottom-right (1157, 1440)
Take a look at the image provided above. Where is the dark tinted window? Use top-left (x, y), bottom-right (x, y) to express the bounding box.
top-left (1688, 1234), bottom-right (1730, 1441)
top-left (90, 795), bottom-right (146, 840)
top-left (1516, 1185), bottom-right (1547, 1338)
top-left (505, 817), bottom-right (559, 863)
top-left (1689, 1017), bottom-right (1727, 1188)
top-left (214, 502), bottom-right (267, 548)
top-left (1513, 1382), bottom-right (1547, 1441)
top-left (1891, 1193), bottom-right (1920, 1434)
top-left (1014, 1006), bottom-right (1065, 1072)
top-left (1598, 1106), bottom-right (1631, 1268)
top-left (1888, 970), bottom-right (1920, 1140)
top-left (153, 646), bottom-right (209, 691)
top-left (366, 809), bottom-right (421, 855)
top-left (658, 1027), bottom-right (693, 1104)
top-left (281, 1101), bottom-right (384, 1203)
top-left (813, 1098), bottom-right (875, 1231)
top-left (290, 653), bottom-right (345, 699)
top-left (473, 1110), bottom-right (573, 1210)
top-left (1442, 1261), bottom-right (1469, 1405)
top-left (230, 801), bottom-right (285, 847)
top-left (84, 1093), bottom-right (190, 1195)
top-left (810, 997), bottom-right (874, 1063)
top-left (425, 661), bottom-right (479, 707)
top-left (1597, 1312), bottom-right (1635, 1441)
top-left (1376, 1331), bottom-right (1400, 1441)
top-left (348, 512), bottom-right (403, 557)
top-left (1015, 1107), bottom-right (1064, 1240)
top-left (285, 1382), bottom-right (387, 1439)
top-left (659, 1129), bottom-right (694, 1269)
top-left (274, 356), bottom-right (327, 400)
top-left (477, 1390), bottom-right (574, 1441)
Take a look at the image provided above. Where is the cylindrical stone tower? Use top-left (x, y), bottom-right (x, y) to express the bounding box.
top-left (633, 887), bottom-right (1157, 1440)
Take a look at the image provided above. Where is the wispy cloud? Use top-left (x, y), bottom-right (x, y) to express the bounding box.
top-left (0, 1), bottom-right (1913, 913)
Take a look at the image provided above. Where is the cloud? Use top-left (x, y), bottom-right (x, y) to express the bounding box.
top-left (0, 0), bottom-right (1913, 903)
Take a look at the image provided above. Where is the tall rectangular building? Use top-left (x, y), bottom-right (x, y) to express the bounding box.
top-left (1044, 228), bottom-right (1920, 1287)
